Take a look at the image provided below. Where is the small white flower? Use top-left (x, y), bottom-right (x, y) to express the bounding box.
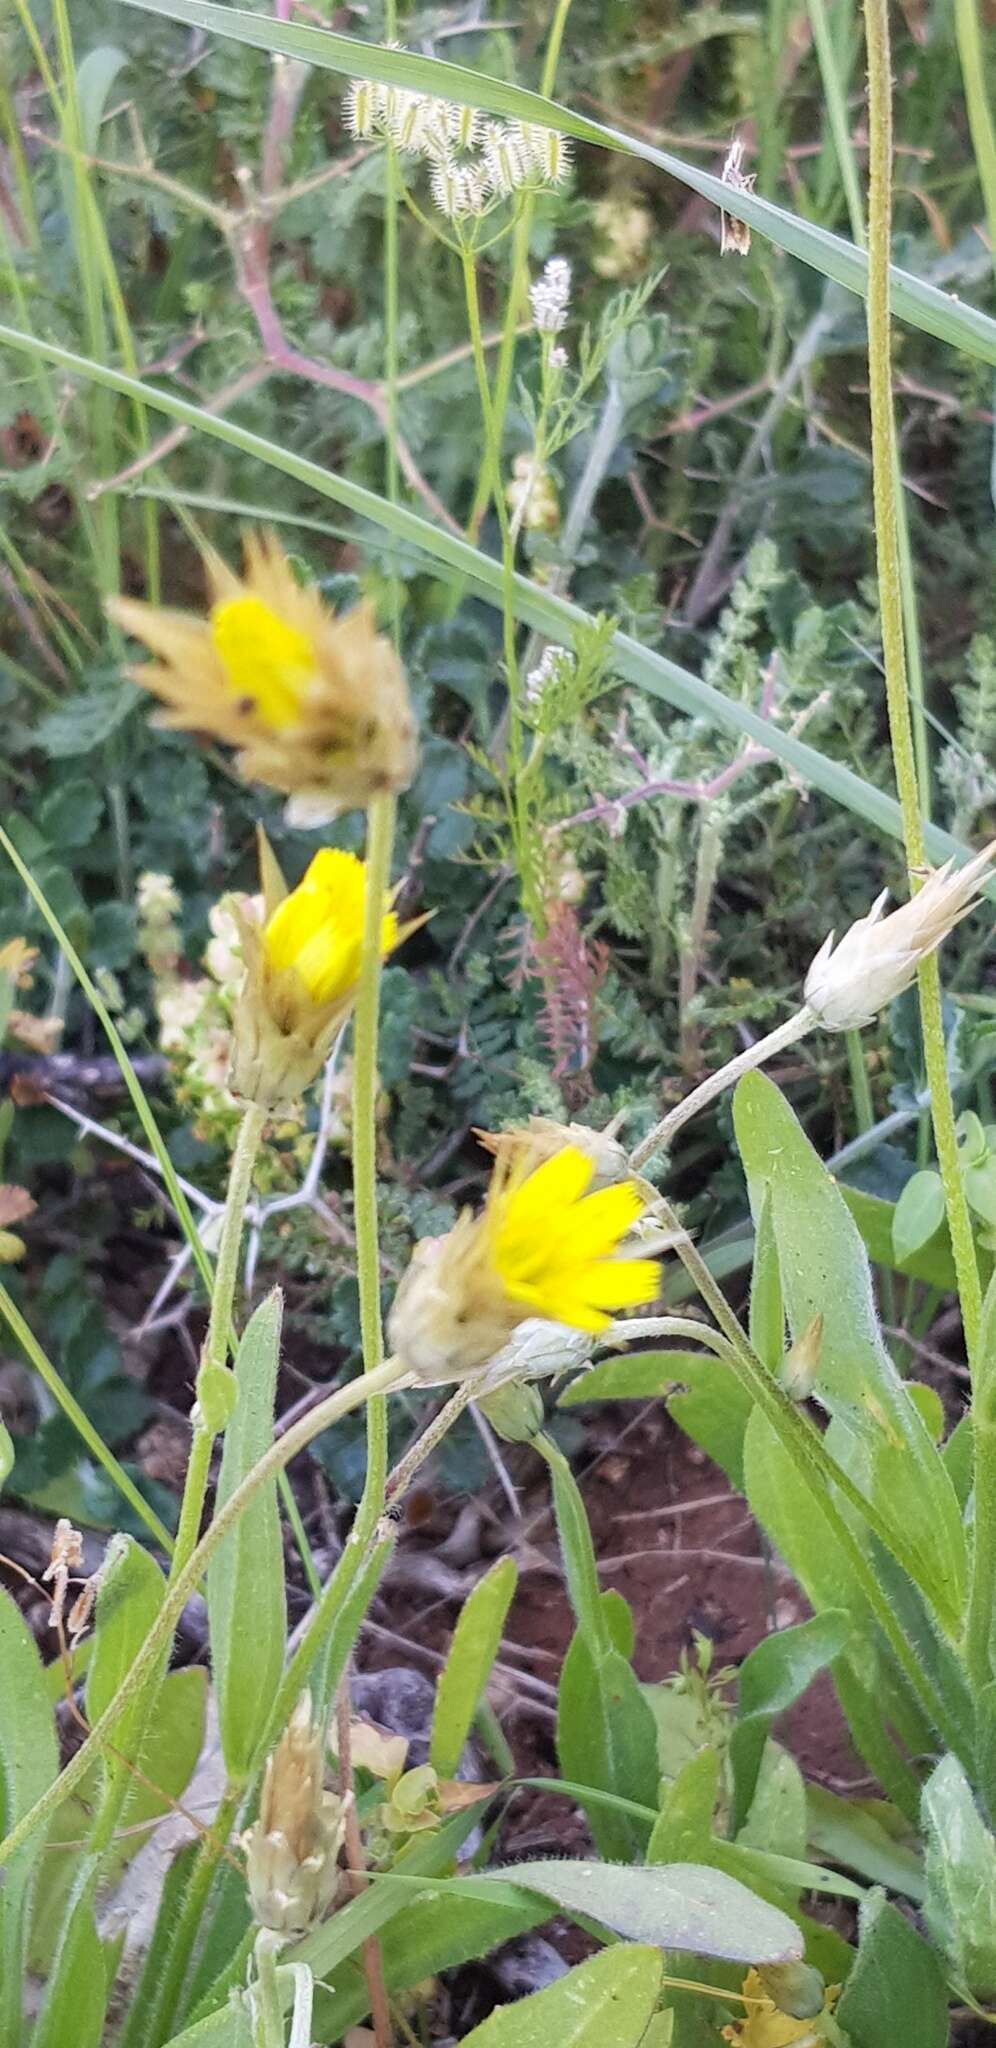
top-left (804, 841), bottom-right (996, 1032)
top-left (529, 256), bottom-right (572, 334)
top-left (526, 644), bottom-right (571, 702)
top-left (548, 343), bottom-right (569, 370)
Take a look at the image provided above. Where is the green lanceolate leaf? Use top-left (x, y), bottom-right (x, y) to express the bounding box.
top-left (729, 1612), bottom-right (851, 1835)
top-left (647, 1747), bottom-right (722, 1863)
top-left (0, 323), bottom-right (990, 885)
top-left (892, 1171), bottom-right (948, 1268)
top-left (733, 1073), bottom-right (966, 1625)
top-left (0, 1589), bottom-right (59, 2048)
top-left (557, 1616), bottom-right (660, 1861)
top-left (86, 1532), bottom-right (167, 1804)
top-left (430, 1556), bottom-right (518, 1779)
top-left (539, 1437), bottom-right (608, 1650)
top-left (923, 1754), bottom-right (996, 1996)
top-left (30, 1860), bottom-right (108, 2048)
top-left (836, 1889), bottom-right (948, 2048)
top-left (741, 1409), bottom-right (926, 1817)
top-left (476, 1858), bottom-right (803, 1963)
top-left (207, 1288), bottom-right (287, 1783)
top-left (458, 1944), bottom-right (664, 2048)
top-left (806, 1784), bottom-right (925, 1903)
top-left (749, 1185), bottom-right (784, 1373)
top-left (110, 0), bottom-right (996, 369)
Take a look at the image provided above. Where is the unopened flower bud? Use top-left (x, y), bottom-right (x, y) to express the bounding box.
top-left (803, 842), bottom-right (996, 1032)
top-left (193, 1359), bottom-right (238, 1434)
top-left (755, 1962), bottom-right (827, 2020)
top-left (243, 1694), bottom-right (346, 1935)
top-left (779, 1314), bottom-right (823, 1401)
top-left (477, 1379), bottom-right (546, 1442)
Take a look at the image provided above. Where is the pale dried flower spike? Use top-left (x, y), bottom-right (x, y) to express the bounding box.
top-left (42, 1518), bottom-right (84, 1632)
top-left (343, 78), bottom-right (383, 139)
top-left (529, 256), bottom-right (572, 334)
top-left (482, 120), bottom-right (530, 197)
top-left (720, 136), bottom-right (755, 255)
top-left (804, 839), bottom-right (996, 1032)
top-left (515, 120), bottom-right (572, 184)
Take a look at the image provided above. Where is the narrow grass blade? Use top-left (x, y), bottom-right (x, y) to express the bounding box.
top-left (0, 321), bottom-right (985, 883)
top-left (111, 0), bottom-right (996, 370)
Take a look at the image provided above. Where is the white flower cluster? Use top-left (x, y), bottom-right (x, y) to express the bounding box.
top-left (529, 256), bottom-right (571, 334)
top-left (343, 70), bottom-right (571, 221)
top-left (526, 643), bottom-right (573, 702)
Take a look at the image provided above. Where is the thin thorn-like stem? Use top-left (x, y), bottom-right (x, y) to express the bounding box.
top-left (629, 1009), bottom-right (814, 1170)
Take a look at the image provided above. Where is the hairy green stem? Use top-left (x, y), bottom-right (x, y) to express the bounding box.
top-left (655, 1196), bottom-right (967, 1744)
top-left (953, 0), bottom-right (996, 270)
top-left (0, 1354), bottom-right (410, 1873)
top-left (861, 0), bottom-right (982, 1384)
top-left (460, 243), bottom-right (541, 926)
top-left (383, 0), bottom-right (402, 645)
top-left (171, 1101), bottom-right (266, 1580)
top-left (630, 1008), bottom-right (814, 1170)
top-left (145, 1782), bottom-right (246, 2046)
top-left (252, 1933), bottom-right (285, 2048)
top-left (466, 0), bottom-right (575, 539)
top-left (352, 794), bottom-right (395, 1547)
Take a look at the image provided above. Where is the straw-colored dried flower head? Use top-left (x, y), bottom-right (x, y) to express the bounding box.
top-left (108, 532), bottom-right (416, 824)
top-left (388, 1143), bottom-right (661, 1385)
top-left (243, 1693), bottom-right (346, 1935)
top-left (804, 841), bottom-right (996, 1033)
top-left (231, 833), bottom-right (417, 1110)
top-left (476, 1115), bottom-right (630, 1191)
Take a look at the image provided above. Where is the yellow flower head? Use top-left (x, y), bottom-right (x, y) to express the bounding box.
top-left (231, 836), bottom-right (415, 1110)
top-left (388, 1143), bottom-right (661, 1386)
top-left (107, 531), bottom-right (417, 823)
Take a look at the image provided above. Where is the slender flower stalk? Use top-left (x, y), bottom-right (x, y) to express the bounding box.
top-left (630, 1010), bottom-right (814, 1171)
top-left (861, 0), bottom-right (982, 1369)
top-left (172, 1099), bottom-right (265, 1579)
top-left (861, 0), bottom-right (989, 1677)
top-left (348, 794), bottom-right (398, 1614)
top-left (0, 1351), bottom-right (412, 1875)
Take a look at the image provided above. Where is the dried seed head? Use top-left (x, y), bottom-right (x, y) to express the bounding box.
top-left (447, 101), bottom-right (482, 150)
top-left (514, 120), bottom-right (572, 184)
top-left (243, 1694), bottom-right (346, 1935)
top-left (343, 78), bottom-right (382, 138)
top-left (42, 1519), bottom-right (84, 1632)
top-left (66, 1578), bottom-right (97, 1646)
top-left (109, 530), bottom-right (417, 822)
top-left (481, 120), bottom-right (530, 197)
top-left (803, 841), bottom-right (996, 1032)
top-left (719, 137), bottom-right (755, 255)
